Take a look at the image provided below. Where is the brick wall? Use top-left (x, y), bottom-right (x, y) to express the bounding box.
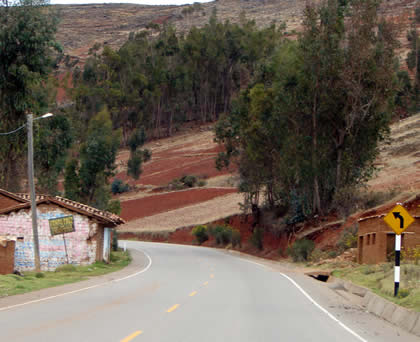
top-left (358, 213), bottom-right (419, 264)
top-left (0, 204), bottom-right (102, 271)
top-left (0, 240), bottom-right (15, 274)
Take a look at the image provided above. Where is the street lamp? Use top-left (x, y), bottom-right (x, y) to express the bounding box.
top-left (0, 112), bottom-right (53, 272)
top-left (27, 112), bottom-right (53, 272)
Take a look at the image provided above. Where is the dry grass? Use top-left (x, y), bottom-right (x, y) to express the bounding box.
top-left (368, 113), bottom-right (420, 195)
top-left (56, 0), bottom-right (417, 66)
top-left (333, 262), bottom-right (420, 312)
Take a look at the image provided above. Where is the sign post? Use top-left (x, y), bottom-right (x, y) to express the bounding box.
top-left (384, 204), bottom-right (414, 297)
top-left (48, 216), bottom-right (75, 264)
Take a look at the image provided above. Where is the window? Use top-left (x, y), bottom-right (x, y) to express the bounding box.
top-left (367, 234), bottom-right (370, 245)
top-left (372, 233), bottom-right (376, 245)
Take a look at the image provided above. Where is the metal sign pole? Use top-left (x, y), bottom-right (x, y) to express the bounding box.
top-left (62, 233), bottom-right (69, 264)
top-left (394, 234), bottom-right (401, 297)
top-left (384, 204), bottom-right (414, 297)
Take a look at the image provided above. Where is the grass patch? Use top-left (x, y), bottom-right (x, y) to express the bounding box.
top-left (332, 262), bottom-right (420, 312)
top-left (0, 251), bottom-right (131, 298)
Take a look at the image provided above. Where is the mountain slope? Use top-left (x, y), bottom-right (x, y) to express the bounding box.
top-left (56, 0), bottom-right (418, 66)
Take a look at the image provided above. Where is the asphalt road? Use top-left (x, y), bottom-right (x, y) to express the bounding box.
top-left (0, 241), bottom-right (417, 342)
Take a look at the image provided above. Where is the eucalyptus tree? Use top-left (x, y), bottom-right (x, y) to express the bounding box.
top-left (0, 0), bottom-right (60, 191)
top-left (216, 0), bottom-right (399, 217)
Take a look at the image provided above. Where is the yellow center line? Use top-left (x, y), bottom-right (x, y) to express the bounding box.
top-left (167, 304), bottom-right (180, 313)
top-left (203, 281), bottom-right (209, 286)
top-left (189, 291), bottom-right (198, 297)
top-left (210, 274), bottom-right (214, 278)
top-left (120, 330), bottom-right (143, 342)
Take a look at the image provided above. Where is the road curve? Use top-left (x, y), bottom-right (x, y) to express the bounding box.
top-left (0, 241), bottom-right (417, 342)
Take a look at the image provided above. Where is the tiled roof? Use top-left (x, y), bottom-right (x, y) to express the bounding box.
top-left (0, 189), bottom-right (29, 211)
top-left (0, 191), bottom-right (124, 226)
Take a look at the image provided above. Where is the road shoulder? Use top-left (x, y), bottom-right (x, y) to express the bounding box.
top-left (0, 248), bottom-right (149, 311)
top-left (223, 249), bottom-right (420, 342)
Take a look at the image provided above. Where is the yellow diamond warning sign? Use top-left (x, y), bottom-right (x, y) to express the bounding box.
top-left (384, 205), bottom-right (414, 235)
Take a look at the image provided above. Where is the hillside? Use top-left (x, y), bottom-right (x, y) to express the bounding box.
top-left (116, 113), bottom-right (420, 237)
top-left (55, 0), bottom-right (418, 67)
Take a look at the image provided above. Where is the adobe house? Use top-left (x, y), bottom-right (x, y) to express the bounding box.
top-left (357, 196), bottom-right (420, 264)
top-left (0, 191), bottom-right (125, 272)
top-left (0, 189), bottom-right (29, 274)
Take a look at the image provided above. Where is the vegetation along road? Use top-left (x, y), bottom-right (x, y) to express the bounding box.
top-left (0, 241), bottom-right (417, 342)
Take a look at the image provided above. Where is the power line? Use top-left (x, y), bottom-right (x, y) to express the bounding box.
top-left (0, 123), bottom-right (26, 136)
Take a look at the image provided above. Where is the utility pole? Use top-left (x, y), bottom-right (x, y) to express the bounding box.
top-left (27, 113), bottom-right (41, 272)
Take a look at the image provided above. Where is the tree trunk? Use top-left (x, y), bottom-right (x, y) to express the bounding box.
top-left (312, 91), bottom-right (322, 215)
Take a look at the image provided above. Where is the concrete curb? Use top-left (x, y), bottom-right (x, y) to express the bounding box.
top-left (333, 278), bottom-right (420, 337)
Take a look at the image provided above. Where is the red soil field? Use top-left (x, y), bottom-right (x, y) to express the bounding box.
top-left (139, 158), bottom-right (231, 186)
top-left (115, 155), bottom-right (234, 186)
top-left (121, 187), bottom-right (237, 221)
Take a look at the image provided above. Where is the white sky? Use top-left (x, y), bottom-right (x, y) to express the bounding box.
top-left (50, 0), bottom-right (212, 5)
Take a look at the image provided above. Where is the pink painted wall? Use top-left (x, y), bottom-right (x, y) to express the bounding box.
top-left (0, 204), bottom-right (101, 271)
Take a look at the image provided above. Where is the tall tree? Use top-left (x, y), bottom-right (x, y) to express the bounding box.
top-left (0, 0), bottom-right (60, 191)
top-left (78, 107), bottom-right (121, 209)
top-left (406, 6), bottom-right (420, 109)
top-left (216, 0), bottom-right (398, 217)
top-left (34, 114), bottom-right (73, 194)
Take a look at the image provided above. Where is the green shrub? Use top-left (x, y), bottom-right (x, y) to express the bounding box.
top-left (142, 149), bottom-right (152, 162)
top-left (169, 174), bottom-right (206, 190)
top-left (111, 178), bottom-right (130, 194)
top-left (337, 224), bottom-right (358, 252)
top-left (287, 239), bottom-right (315, 262)
top-left (397, 288), bottom-right (410, 298)
top-left (310, 248), bottom-right (324, 262)
top-left (328, 250), bottom-right (338, 259)
top-left (107, 199), bottom-right (121, 215)
top-left (35, 272), bottom-right (45, 278)
top-left (192, 225), bottom-right (208, 244)
top-left (207, 224), bottom-right (241, 247)
top-left (55, 264), bottom-right (77, 272)
top-left (180, 175), bottom-right (197, 187)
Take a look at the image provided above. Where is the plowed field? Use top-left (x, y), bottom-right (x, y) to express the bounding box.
top-left (115, 130), bottom-right (235, 187)
top-left (120, 187), bottom-right (237, 221)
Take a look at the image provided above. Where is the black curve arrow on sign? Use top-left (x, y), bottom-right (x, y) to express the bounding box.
top-left (393, 212), bottom-right (404, 229)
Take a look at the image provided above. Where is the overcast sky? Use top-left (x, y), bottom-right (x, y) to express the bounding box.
top-left (50, 0), bottom-right (212, 5)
